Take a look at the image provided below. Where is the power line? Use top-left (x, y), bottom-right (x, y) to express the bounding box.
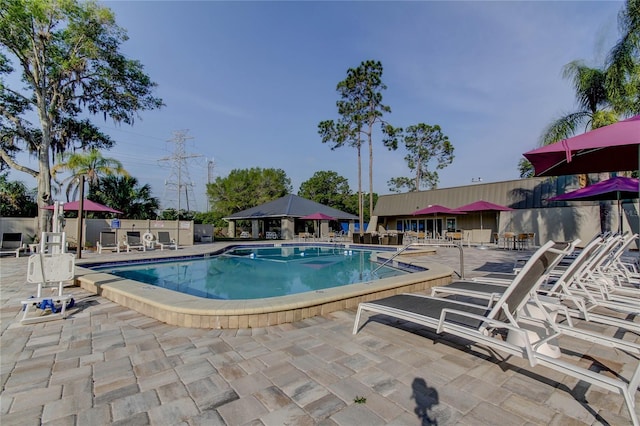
top-left (158, 130), bottom-right (202, 212)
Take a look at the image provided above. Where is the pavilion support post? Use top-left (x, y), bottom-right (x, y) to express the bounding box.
top-left (76, 176), bottom-right (85, 259)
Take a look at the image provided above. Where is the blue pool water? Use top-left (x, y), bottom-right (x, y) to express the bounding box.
top-left (95, 246), bottom-right (408, 300)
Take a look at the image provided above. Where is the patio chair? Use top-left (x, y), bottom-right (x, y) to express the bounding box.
top-left (600, 233), bottom-right (640, 285)
top-left (0, 232), bottom-right (25, 258)
top-left (582, 233), bottom-right (640, 301)
top-left (404, 231), bottom-right (417, 244)
top-left (97, 231), bottom-right (121, 253)
top-left (547, 234), bottom-right (640, 309)
top-left (515, 233), bottom-right (528, 250)
top-left (504, 234), bottom-right (640, 315)
top-left (353, 240), bottom-right (640, 425)
top-left (502, 232), bottom-right (516, 250)
top-left (362, 233), bottom-right (372, 244)
top-left (156, 231), bottom-right (177, 250)
top-left (492, 232), bottom-right (500, 245)
top-left (526, 232), bottom-right (536, 248)
top-left (265, 231), bottom-right (278, 240)
top-left (21, 251), bottom-right (75, 324)
top-left (432, 235), bottom-right (640, 334)
top-left (123, 231), bottom-right (146, 252)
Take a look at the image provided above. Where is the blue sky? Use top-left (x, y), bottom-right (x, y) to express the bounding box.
top-left (8, 0), bottom-right (625, 212)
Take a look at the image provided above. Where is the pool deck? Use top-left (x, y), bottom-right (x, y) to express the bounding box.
top-left (1, 243), bottom-right (639, 425)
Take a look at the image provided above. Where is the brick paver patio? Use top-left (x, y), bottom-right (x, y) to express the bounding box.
top-left (1, 244), bottom-right (638, 425)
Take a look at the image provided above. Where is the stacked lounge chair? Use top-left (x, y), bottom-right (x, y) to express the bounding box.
top-left (353, 239), bottom-right (640, 425)
top-left (431, 233), bottom-right (640, 333)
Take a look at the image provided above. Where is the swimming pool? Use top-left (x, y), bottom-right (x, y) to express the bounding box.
top-left (75, 243), bottom-right (454, 329)
top-left (95, 246), bottom-right (407, 300)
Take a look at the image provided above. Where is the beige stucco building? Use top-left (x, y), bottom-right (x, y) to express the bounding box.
top-left (372, 176), bottom-right (638, 248)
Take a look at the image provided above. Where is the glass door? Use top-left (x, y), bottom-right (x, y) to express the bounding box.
top-left (426, 218), bottom-right (444, 238)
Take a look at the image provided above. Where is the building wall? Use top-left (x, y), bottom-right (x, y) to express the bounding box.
top-left (0, 217), bottom-right (38, 243)
top-left (0, 217), bottom-right (194, 248)
top-left (86, 219), bottom-right (194, 248)
top-left (373, 177), bottom-right (576, 217)
top-left (374, 176), bottom-right (639, 248)
top-left (498, 204), bottom-right (638, 247)
top-left (379, 203), bottom-right (638, 248)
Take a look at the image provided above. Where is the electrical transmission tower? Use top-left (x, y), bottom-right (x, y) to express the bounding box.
top-left (159, 130), bottom-right (202, 213)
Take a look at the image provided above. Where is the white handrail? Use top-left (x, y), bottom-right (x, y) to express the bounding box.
top-left (373, 241), bottom-right (465, 279)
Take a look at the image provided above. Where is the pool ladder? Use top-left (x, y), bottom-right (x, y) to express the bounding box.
top-left (372, 241), bottom-right (465, 280)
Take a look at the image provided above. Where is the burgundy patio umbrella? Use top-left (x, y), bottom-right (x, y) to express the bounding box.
top-left (300, 212), bottom-right (336, 237)
top-left (44, 199), bottom-right (122, 258)
top-left (453, 200), bottom-right (513, 230)
top-left (300, 212), bottom-right (336, 221)
top-left (412, 204), bottom-right (461, 216)
top-left (44, 199), bottom-right (123, 214)
top-left (548, 176), bottom-right (639, 233)
top-left (522, 114), bottom-right (640, 177)
top-left (412, 205), bottom-right (465, 238)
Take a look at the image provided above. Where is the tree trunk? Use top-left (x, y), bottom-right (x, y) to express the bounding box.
top-left (416, 153), bottom-right (422, 190)
top-left (36, 140), bottom-right (52, 235)
top-left (357, 143), bottom-right (363, 235)
top-left (35, 79), bottom-right (53, 235)
top-left (368, 135), bottom-right (374, 217)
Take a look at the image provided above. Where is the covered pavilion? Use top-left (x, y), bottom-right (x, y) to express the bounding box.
top-left (224, 194), bottom-right (358, 240)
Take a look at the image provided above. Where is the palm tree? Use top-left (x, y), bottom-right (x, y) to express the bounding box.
top-left (52, 148), bottom-right (129, 201)
top-left (90, 175), bottom-right (159, 219)
top-left (541, 0), bottom-right (639, 144)
top-left (606, 0), bottom-right (640, 114)
top-left (523, 1), bottom-right (639, 178)
top-left (540, 61), bottom-right (619, 147)
top-left (52, 149), bottom-right (128, 258)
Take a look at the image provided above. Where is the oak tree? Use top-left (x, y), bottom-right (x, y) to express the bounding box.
top-left (0, 0), bottom-right (162, 231)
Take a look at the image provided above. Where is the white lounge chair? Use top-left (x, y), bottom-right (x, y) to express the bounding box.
top-left (123, 231), bottom-right (146, 252)
top-left (97, 231), bottom-right (121, 253)
top-left (430, 238), bottom-right (583, 301)
top-left (545, 234), bottom-right (640, 314)
top-left (0, 232), bottom-right (26, 257)
top-left (156, 231), bottom-right (177, 250)
top-left (353, 240), bottom-right (640, 425)
top-left (431, 235), bottom-right (640, 334)
top-left (578, 233), bottom-right (640, 302)
top-left (601, 234), bottom-right (640, 281)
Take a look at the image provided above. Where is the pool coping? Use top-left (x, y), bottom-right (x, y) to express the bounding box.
top-left (75, 243), bottom-right (453, 328)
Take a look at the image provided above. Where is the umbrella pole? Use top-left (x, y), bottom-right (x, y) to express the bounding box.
top-left (618, 199), bottom-right (623, 234)
top-left (477, 212), bottom-right (488, 250)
